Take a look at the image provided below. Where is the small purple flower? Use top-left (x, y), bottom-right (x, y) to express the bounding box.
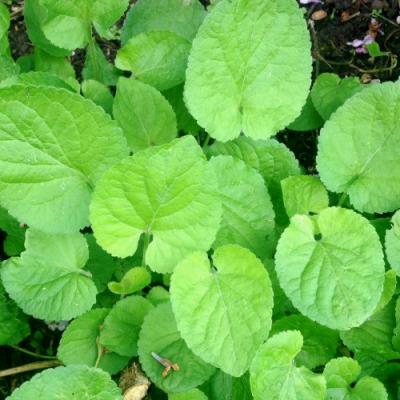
top-left (347, 34), bottom-right (374, 54)
top-left (299, 0), bottom-right (322, 4)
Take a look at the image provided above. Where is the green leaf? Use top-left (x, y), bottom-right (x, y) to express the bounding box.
top-left (317, 82), bottom-right (400, 214)
top-left (32, 0), bottom-right (129, 50)
top-left (116, 31), bottom-right (191, 91)
top-left (386, 211), bottom-right (400, 275)
top-left (0, 207), bottom-right (25, 256)
top-left (121, 0), bottom-right (206, 45)
top-left (170, 245), bottom-right (273, 376)
top-left (138, 302), bottom-right (215, 393)
top-left (275, 207), bottom-right (385, 330)
top-left (1, 230), bottom-right (97, 321)
top-left (85, 234), bottom-right (118, 292)
top-left (0, 3), bottom-right (10, 39)
top-left (281, 175), bottom-right (329, 218)
top-left (0, 55), bottom-right (19, 82)
top-left (375, 269), bottom-right (397, 313)
top-left (169, 389), bottom-right (208, 400)
top-left (163, 84), bottom-right (200, 134)
top-left (113, 78), bottom-right (177, 152)
top-left (311, 73), bottom-right (364, 121)
top-left (201, 370), bottom-right (252, 400)
top-left (185, 0), bottom-right (312, 141)
top-left (146, 286), bottom-right (170, 306)
top-left (210, 156), bottom-right (274, 258)
top-left (83, 40), bottom-right (121, 86)
top-left (288, 95), bottom-right (324, 132)
top-left (108, 267), bottom-right (151, 295)
top-left (90, 136), bottom-right (222, 273)
top-left (0, 86), bottom-right (128, 233)
top-left (207, 137), bottom-right (300, 188)
top-left (57, 309), bottom-right (130, 375)
top-left (99, 296), bottom-right (153, 357)
top-left (82, 80), bottom-right (113, 114)
top-left (323, 357), bottom-right (388, 400)
top-left (250, 331), bottom-right (326, 400)
top-left (366, 42), bottom-right (389, 58)
top-left (6, 365), bottom-right (122, 399)
top-left (0, 284), bottom-right (30, 345)
top-left (0, 71), bottom-right (76, 91)
top-left (271, 314), bottom-right (339, 369)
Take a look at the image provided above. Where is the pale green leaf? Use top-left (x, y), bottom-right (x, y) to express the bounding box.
top-left (57, 309), bottom-right (130, 375)
top-left (0, 284), bottom-right (30, 345)
top-left (185, 0), bottom-right (312, 141)
top-left (281, 175), bottom-right (329, 218)
top-left (169, 389), bottom-right (208, 400)
top-left (0, 3), bottom-right (10, 39)
top-left (138, 302), bottom-right (215, 392)
top-left (99, 296), bottom-right (153, 357)
top-left (82, 80), bottom-right (113, 114)
top-left (250, 331), bottom-right (326, 400)
top-left (163, 84), bottom-right (200, 134)
top-left (146, 286), bottom-right (170, 306)
top-left (121, 0), bottom-right (206, 45)
top-left (0, 56), bottom-right (19, 82)
top-left (275, 207), bottom-right (385, 330)
top-left (271, 314), bottom-right (339, 369)
top-left (116, 31), bottom-right (191, 91)
top-left (90, 136), bottom-right (222, 273)
top-left (311, 73), bottom-right (364, 121)
top-left (385, 210), bottom-right (400, 275)
top-left (33, 48), bottom-right (76, 82)
top-left (207, 137), bottom-right (300, 188)
top-left (0, 86), bottom-right (128, 233)
top-left (288, 95), bottom-right (323, 132)
top-left (113, 78), bottom-right (177, 152)
top-left (170, 245), bottom-right (273, 376)
top-left (324, 357), bottom-right (388, 400)
top-left (1, 230), bottom-right (97, 321)
top-left (108, 267), bottom-right (151, 295)
top-left (6, 365), bottom-right (122, 399)
top-left (374, 269), bottom-right (397, 313)
top-left (210, 156), bottom-right (274, 258)
top-left (317, 82), bottom-right (400, 214)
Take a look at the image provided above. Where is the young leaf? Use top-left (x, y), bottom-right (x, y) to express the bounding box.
top-left (310, 73), bottom-right (364, 120)
top-left (207, 137), bottom-right (300, 188)
top-left (210, 156), bottom-right (274, 258)
top-left (323, 357), bottom-right (388, 400)
top-left (116, 31), bottom-right (191, 91)
top-left (250, 331), bottom-right (326, 400)
top-left (281, 175), bottom-right (329, 218)
top-left (138, 302), bottom-right (215, 392)
top-left (82, 80), bottom-right (114, 114)
top-left (170, 245), bottom-right (273, 376)
top-left (385, 210), bottom-right (400, 275)
top-left (99, 296), bottom-right (154, 357)
top-left (121, 0), bottom-right (205, 45)
top-left (113, 78), bottom-right (177, 152)
top-left (146, 286), bottom-right (170, 306)
top-left (271, 314), bottom-right (339, 369)
top-left (7, 365), bottom-right (123, 399)
top-left (184, 0), bottom-right (312, 141)
top-left (1, 230), bottom-right (97, 321)
top-left (275, 207), bottom-right (385, 330)
top-left (169, 389), bottom-right (208, 400)
top-left (90, 136), bottom-right (222, 273)
top-left (57, 309), bottom-right (130, 374)
top-left (0, 284), bottom-right (30, 346)
top-left (317, 82), bottom-right (400, 214)
top-left (0, 86), bottom-right (128, 233)
top-left (108, 267), bottom-right (151, 296)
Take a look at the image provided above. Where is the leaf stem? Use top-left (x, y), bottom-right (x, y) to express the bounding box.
top-left (0, 360), bottom-right (62, 378)
top-left (202, 134), bottom-right (211, 148)
top-left (9, 345), bottom-right (57, 360)
top-left (337, 192), bottom-right (348, 207)
top-left (94, 338), bottom-right (103, 369)
top-left (142, 232), bottom-right (150, 268)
